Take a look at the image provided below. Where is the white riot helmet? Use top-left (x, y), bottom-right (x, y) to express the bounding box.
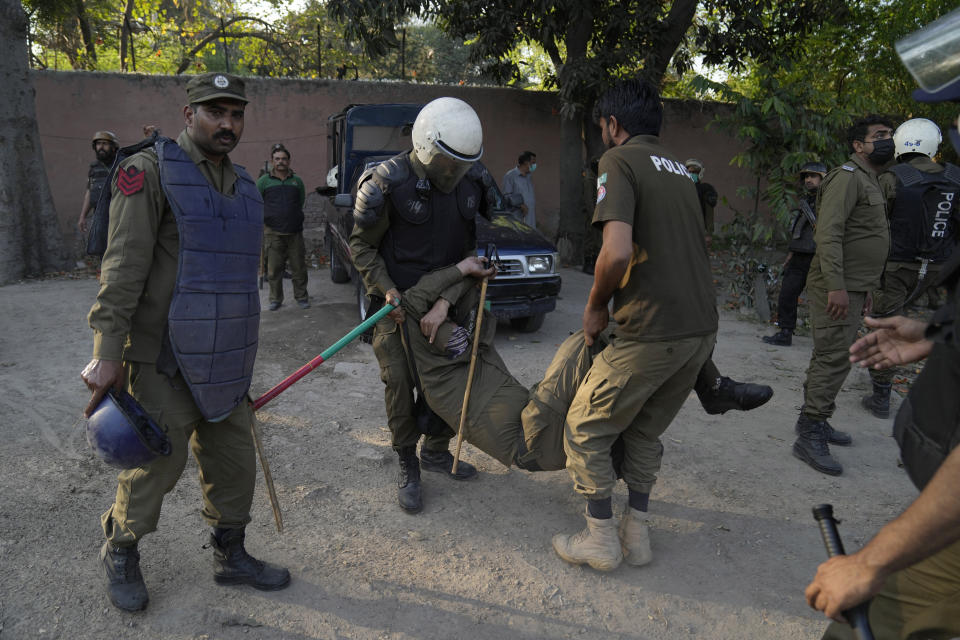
top-left (893, 118), bottom-right (942, 159)
top-left (412, 97), bottom-right (483, 193)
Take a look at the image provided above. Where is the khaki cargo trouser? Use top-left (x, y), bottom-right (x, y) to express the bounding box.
top-left (802, 285), bottom-right (868, 421)
top-left (372, 317), bottom-right (452, 453)
top-left (822, 538), bottom-right (960, 640)
top-left (264, 229), bottom-right (308, 304)
top-left (869, 263), bottom-right (939, 386)
top-left (102, 363), bottom-right (256, 546)
top-left (564, 332), bottom-right (716, 498)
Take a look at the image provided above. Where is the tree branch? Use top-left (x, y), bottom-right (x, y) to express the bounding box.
top-left (175, 19), bottom-right (292, 74)
top-left (642, 0), bottom-right (697, 85)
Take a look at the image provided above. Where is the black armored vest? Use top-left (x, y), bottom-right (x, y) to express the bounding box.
top-left (262, 179), bottom-right (304, 233)
top-left (88, 160), bottom-right (111, 209)
top-left (887, 162), bottom-right (960, 264)
top-left (381, 155), bottom-right (480, 291)
top-left (157, 139), bottom-right (263, 421)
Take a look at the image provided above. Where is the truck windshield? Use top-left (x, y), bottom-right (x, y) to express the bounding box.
top-left (352, 125), bottom-right (410, 152)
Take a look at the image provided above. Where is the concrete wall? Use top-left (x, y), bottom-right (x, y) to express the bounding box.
top-left (33, 71), bottom-right (755, 256)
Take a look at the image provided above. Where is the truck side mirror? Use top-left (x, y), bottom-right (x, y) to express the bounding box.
top-left (333, 193), bottom-right (354, 208)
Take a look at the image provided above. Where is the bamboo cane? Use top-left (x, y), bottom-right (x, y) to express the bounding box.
top-left (250, 410), bottom-right (283, 533)
top-left (451, 277), bottom-right (489, 475)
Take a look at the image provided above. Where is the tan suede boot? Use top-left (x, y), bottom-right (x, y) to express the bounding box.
top-left (552, 511), bottom-right (623, 571)
top-left (619, 507), bottom-right (652, 566)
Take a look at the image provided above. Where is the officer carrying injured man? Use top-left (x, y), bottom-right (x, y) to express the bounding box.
top-left (80, 72), bottom-right (290, 612)
top-left (860, 117), bottom-right (960, 419)
top-left (348, 96), bottom-right (772, 516)
top-left (349, 97), bottom-right (494, 514)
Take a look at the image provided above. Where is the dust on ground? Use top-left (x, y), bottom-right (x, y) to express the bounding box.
top-left (0, 261), bottom-right (916, 640)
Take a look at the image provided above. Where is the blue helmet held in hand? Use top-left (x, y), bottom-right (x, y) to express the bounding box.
top-left (86, 388), bottom-right (171, 468)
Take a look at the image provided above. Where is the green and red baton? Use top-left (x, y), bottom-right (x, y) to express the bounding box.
top-left (253, 302), bottom-right (396, 411)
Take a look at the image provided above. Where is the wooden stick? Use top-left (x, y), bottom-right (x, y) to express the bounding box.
top-left (452, 277), bottom-right (489, 475)
top-left (250, 409), bottom-right (283, 533)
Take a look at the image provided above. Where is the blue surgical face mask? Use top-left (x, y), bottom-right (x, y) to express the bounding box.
top-left (529, 163), bottom-right (537, 173)
top-left (689, 172), bottom-right (700, 183)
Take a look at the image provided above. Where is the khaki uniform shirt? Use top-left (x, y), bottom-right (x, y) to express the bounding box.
top-left (592, 135), bottom-right (717, 341)
top-left (88, 130), bottom-right (238, 363)
top-left (879, 155), bottom-right (947, 272)
top-left (808, 153), bottom-right (889, 292)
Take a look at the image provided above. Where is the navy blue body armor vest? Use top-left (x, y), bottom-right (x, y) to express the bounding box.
top-left (157, 139), bottom-right (263, 420)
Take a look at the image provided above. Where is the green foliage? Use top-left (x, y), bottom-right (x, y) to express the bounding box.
top-left (23, 0), bottom-right (489, 82)
top-left (690, 66), bottom-right (853, 242)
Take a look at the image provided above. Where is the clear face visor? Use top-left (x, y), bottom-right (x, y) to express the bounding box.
top-left (895, 7), bottom-right (960, 93)
top-left (423, 151), bottom-right (475, 194)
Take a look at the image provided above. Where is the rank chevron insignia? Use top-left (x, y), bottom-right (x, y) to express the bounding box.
top-left (117, 166), bottom-right (146, 195)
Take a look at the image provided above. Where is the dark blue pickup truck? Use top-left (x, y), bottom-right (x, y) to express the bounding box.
top-left (323, 103), bottom-right (561, 332)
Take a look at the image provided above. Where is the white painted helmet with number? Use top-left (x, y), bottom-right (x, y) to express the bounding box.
top-left (893, 118), bottom-right (942, 159)
top-left (412, 98), bottom-right (483, 193)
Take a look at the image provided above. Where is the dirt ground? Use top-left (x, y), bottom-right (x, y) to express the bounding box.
top-left (0, 261), bottom-right (918, 640)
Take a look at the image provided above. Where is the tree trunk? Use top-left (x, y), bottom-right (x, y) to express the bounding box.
top-left (75, 0), bottom-right (97, 67)
top-left (119, 0), bottom-right (135, 71)
top-left (554, 112), bottom-right (586, 264)
top-left (0, 0), bottom-right (68, 284)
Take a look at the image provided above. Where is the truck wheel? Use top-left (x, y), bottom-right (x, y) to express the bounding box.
top-left (356, 278), bottom-right (374, 344)
top-left (510, 313), bottom-right (545, 333)
top-left (327, 225), bottom-right (350, 283)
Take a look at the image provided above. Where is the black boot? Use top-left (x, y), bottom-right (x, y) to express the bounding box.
top-left (792, 415), bottom-right (843, 475)
top-left (822, 420), bottom-right (852, 446)
top-left (100, 541), bottom-right (149, 612)
top-left (700, 376), bottom-right (774, 415)
top-left (420, 448), bottom-right (478, 480)
top-left (762, 329), bottom-right (793, 346)
top-left (861, 382), bottom-right (892, 419)
top-left (210, 527), bottom-right (291, 591)
top-left (397, 447), bottom-right (423, 513)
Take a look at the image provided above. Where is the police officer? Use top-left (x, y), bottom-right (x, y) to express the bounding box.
top-left (257, 143), bottom-right (309, 310)
top-left (685, 158), bottom-right (718, 243)
top-left (552, 79), bottom-right (718, 572)
top-left (861, 118), bottom-right (960, 418)
top-left (349, 97), bottom-right (494, 513)
top-left (763, 162), bottom-right (827, 346)
top-left (77, 131), bottom-right (118, 234)
top-left (80, 73), bottom-right (290, 612)
top-left (791, 115), bottom-right (896, 476)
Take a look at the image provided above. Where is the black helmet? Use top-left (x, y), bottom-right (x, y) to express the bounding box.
top-left (799, 162), bottom-right (827, 177)
top-left (86, 389), bottom-right (171, 469)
